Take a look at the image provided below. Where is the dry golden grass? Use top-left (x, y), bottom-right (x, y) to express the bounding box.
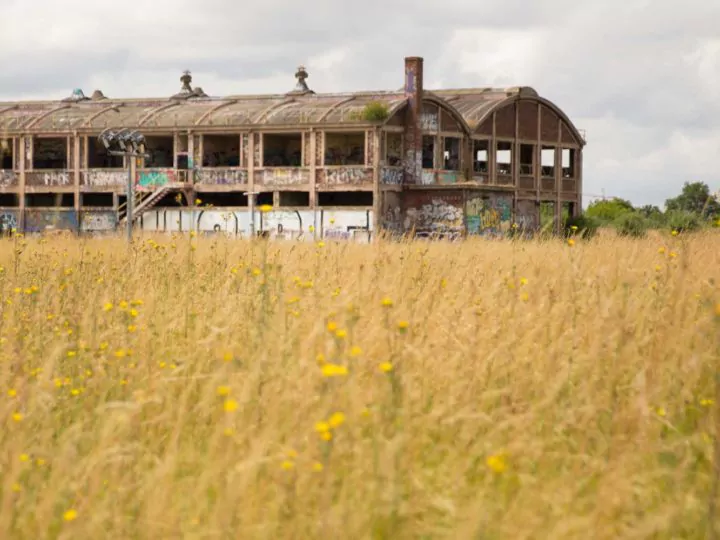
top-left (1, 231), bottom-right (719, 539)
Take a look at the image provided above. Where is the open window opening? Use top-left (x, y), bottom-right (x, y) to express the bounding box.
top-left (256, 192), bottom-right (274, 206)
top-left (443, 137), bottom-right (461, 171)
top-left (473, 140), bottom-right (489, 174)
top-left (263, 134), bottom-right (302, 167)
top-left (144, 136), bottom-right (173, 168)
top-left (318, 191), bottom-right (373, 207)
top-left (203, 135), bottom-right (240, 167)
top-left (422, 135), bottom-right (435, 169)
top-left (496, 141), bottom-right (512, 175)
top-left (1, 139), bottom-right (14, 169)
top-left (385, 133), bottom-right (402, 166)
top-left (279, 191), bottom-right (310, 207)
top-left (195, 192), bottom-right (249, 207)
top-left (0, 194), bottom-right (19, 206)
top-left (33, 138), bottom-right (67, 169)
top-left (25, 193), bottom-right (74, 207)
top-left (176, 134), bottom-right (189, 170)
top-left (60, 194), bottom-right (74, 208)
top-left (81, 193), bottom-right (113, 207)
top-left (325, 132), bottom-right (365, 165)
top-left (520, 144), bottom-right (535, 175)
top-left (541, 146), bottom-right (556, 177)
top-left (88, 137), bottom-right (123, 168)
top-left (562, 148), bottom-right (576, 178)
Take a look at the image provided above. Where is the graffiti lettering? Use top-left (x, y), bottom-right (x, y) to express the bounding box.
top-left (404, 198), bottom-right (463, 232)
top-left (83, 170), bottom-right (125, 187)
top-left (26, 171), bottom-right (71, 186)
top-left (196, 169), bottom-right (248, 185)
top-left (466, 196), bottom-right (512, 235)
top-left (421, 170), bottom-right (435, 185)
top-left (260, 168), bottom-right (308, 185)
top-left (137, 170), bottom-right (174, 189)
top-left (0, 211), bottom-right (18, 232)
top-left (24, 210), bottom-right (77, 233)
top-left (0, 171), bottom-right (18, 187)
top-left (420, 113), bottom-right (438, 131)
top-left (380, 167), bottom-right (403, 185)
top-left (325, 167), bottom-right (370, 185)
top-left (81, 212), bottom-right (117, 231)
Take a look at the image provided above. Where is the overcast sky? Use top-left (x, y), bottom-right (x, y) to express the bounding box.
top-left (1, 0), bottom-right (718, 208)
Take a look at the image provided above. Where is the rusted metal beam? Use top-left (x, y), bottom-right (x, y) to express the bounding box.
top-left (23, 105), bottom-right (72, 129)
top-left (195, 100), bottom-right (238, 126)
top-left (138, 102), bottom-right (181, 127)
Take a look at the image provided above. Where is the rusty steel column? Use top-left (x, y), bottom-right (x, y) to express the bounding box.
top-left (403, 57), bottom-right (424, 186)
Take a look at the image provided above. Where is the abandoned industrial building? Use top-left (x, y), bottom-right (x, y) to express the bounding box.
top-left (0, 57), bottom-right (585, 238)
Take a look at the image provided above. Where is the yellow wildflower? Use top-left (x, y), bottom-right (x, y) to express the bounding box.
top-left (567, 239), bottom-right (575, 247)
top-left (349, 346), bottom-right (362, 357)
top-left (216, 386), bottom-right (231, 397)
top-left (119, 301), bottom-right (128, 310)
top-left (8, 388), bottom-right (17, 397)
top-left (317, 241), bottom-right (325, 248)
top-left (315, 421), bottom-right (330, 433)
top-left (328, 412), bottom-right (346, 428)
top-left (486, 453), bottom-right (507, 474)
top-left (63, 509), bottom-right (78, 522)
top-left (379, 362), bottom-right (393, 373)
top-left (321, 363), bottom-right (348, 377)
top-left (259, 204), bottom-right (272, 213)
top-left (520, 277), bottom-right (528, 286)
top-left (397, 320), bottom-right (409, 332)
top-left (281, 460), bottom-right (294, 471)
top-left (222, 352), bottom-right (233, 363)
top-left (312, 462), bottom-right (324, 472)
top-left (103, 302), bottom-right (113, 312)
top-left (381, 297), bottom-right (394, 308)
top-left (129, 308), bottom-right (139, 318)
top-left (658, 246), bottom-right (666, 254)
top-left (12, 412), bottom-right (23, 422)
top-left (327, 321), bottom-right (338, 332)
top-left (656, 407), bottom-right (666, 417)
top-left (19, 453), bottom-right (29, 462)
top-left (335, 329), bottom-right (347, 339)
top-left (701, 399), bottom-right (714, 407)
top-left (224, 399), bottom-right (238, 413)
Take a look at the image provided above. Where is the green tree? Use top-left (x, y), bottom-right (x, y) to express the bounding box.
top-left (637, 204), bottom-right (666, 228)
top-left (665, 182), bottom-right (720, 219)
top-left (584, 198), bottom-right (635, 224)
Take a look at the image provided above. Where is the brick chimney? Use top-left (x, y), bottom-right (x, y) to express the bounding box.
top-left (404, 57), bottom-right (424, 185)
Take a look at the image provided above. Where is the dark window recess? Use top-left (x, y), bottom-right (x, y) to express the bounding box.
top-left (195, 192), bottom-right (249, 207)
top-left (82, 193), bottom-right (113, 207)
top-left (153, 192), bottom-right (187, 207)
top-left (144, 136), bottom-right (173, 168)
top-left (256, 192), bottom-right (274, 206)
top-left (203, 135), bottom-right (240, 167)
top-left (0, 193), bottom-right (19, 206)
top-left (422, 135), bottom-right (435, 169)
top-left (26, 194), bottom-right (56, 207)
top-left (318, 191), bottom-right (373, 207)
top-left (443, 137), bottom-right (461, 170)
top-left (279, 191), bottom-right (310, 207)
top-left (60, 194), bottom-right (74, 208)
top-left (33, 138), bottom-right (67, 169)
top-left (1, 139), bottom-right (13, 169)
top-left (325, 133), bottom-right (365, 165)
top-left (263, 134), bottom-right (302, 167)
top-left (88, 138), bottom-right (123, 168)
top-left (520, 144), bottom-right (535, 175)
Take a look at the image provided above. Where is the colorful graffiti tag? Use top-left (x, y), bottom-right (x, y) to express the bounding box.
top-left (466, 196), bottom-right (512, 236)
top-left (24, 210), bottom-right (78, 233)
top-left (137, 170), bottom-right (175, 189)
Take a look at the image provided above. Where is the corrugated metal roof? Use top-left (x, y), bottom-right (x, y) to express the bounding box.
top-left (0, 91), bottom-right (409, 133)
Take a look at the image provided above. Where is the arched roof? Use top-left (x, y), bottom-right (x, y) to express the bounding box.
top-left (430, 87), bottom-right (586, 146)
top-left (0, 92), bottom-right (409, 133)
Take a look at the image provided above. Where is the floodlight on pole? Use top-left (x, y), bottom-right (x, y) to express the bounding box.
top-left (99, 128), bottom-right (150, 243)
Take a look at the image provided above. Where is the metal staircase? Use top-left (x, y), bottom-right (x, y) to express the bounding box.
top-left (118, 186), bottom-right (171, 225)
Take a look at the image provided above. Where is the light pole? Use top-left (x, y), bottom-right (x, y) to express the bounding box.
top-left (99, 128), bottom-right (149, 242)
top-left (243, 190), bottom-right (259, 238)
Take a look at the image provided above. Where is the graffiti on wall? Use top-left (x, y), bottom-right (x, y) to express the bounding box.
top-left (260, 168), bottom-right (308, 185)
top-left (325, 167), bottom-right (371, 185)
top-left (0, 211), bottom-right (18, 232)
top-left (0, 171), bottom-right (18, 187)
top-left (24, 210), bottom-right (77, 232)
top-left (420, 170), bottom-right (435, 185)
top-left (26, 171), bottom-right (71, 187)
top-left (466, 195), bottom-right (512, 235)
top-left (438, 171), bottom-right (460, 184)
top-left (516, 200), bottom-right (539, 230)
top-left (196, 169), bottom-right (248, 185)
top-left (421, 113), bottom-right (439, 131)
top-left (405, 197), bottom-right (463, 233)
top-left (380, 167), bottom-right (403, 185)
top-left (83, 170), bottom-right (125, 187)
top-left (81, 212), bottom-right (117, 232)
top-left (137, 170), bottom-right (174, 189)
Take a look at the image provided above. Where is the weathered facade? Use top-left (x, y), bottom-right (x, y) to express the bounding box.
top-left (0, 57), bottom-right (585, 238)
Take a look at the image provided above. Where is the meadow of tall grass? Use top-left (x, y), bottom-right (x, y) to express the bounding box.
top-left (0, 231), bottom-right (718, 539)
